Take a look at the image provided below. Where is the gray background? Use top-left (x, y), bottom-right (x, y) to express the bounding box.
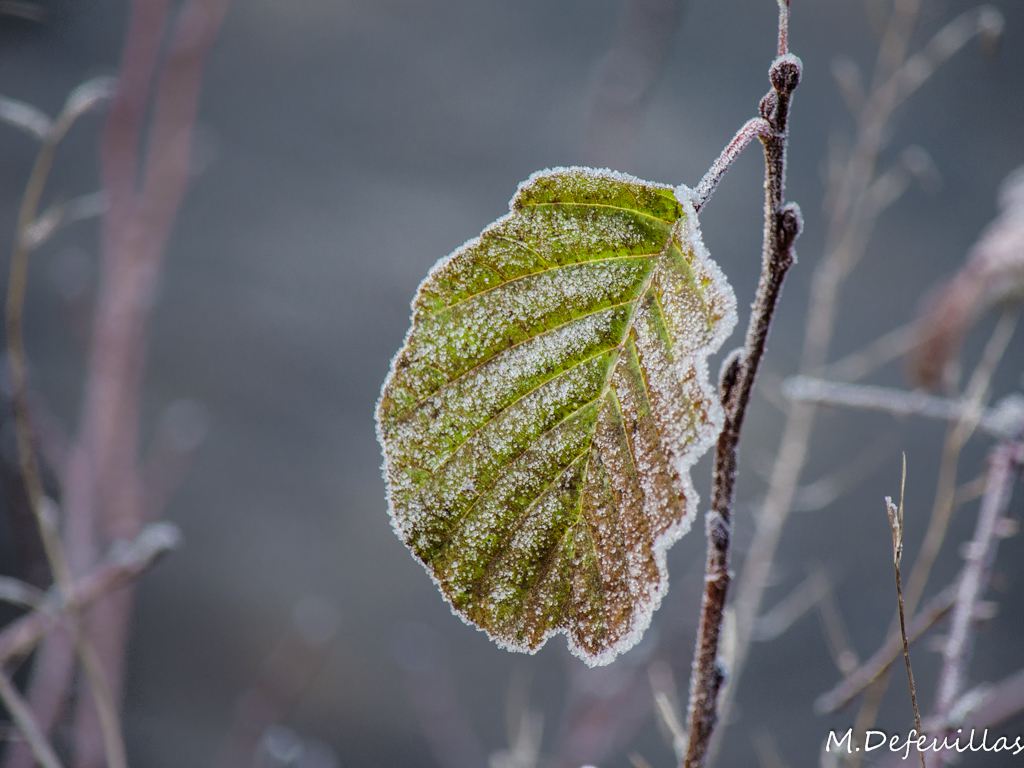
top-left (1, 0), bottom-right (1022, 765)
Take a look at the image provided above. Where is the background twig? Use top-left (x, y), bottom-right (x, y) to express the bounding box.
top-left (931, 439), bottom-right (1022, 761)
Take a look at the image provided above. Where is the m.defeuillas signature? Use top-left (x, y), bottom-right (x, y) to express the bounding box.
top-left (827, 728), bottom-right (1024, 760)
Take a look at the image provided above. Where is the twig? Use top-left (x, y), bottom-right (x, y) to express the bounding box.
top-left (752, 730), bottom-right (789, 768)
top-left (791, 433), bottom-right (901, 514)
top-left (0, 1), bottom-right (44, 22)
top-left (820, 321), bottom-right (917, 382)
top-left (1, 77), bottom-right (129, 768)
top-left (904, 312), bottom-right (1015, 616)
top-left (783, 376), bottom-right (1023, 439)
top-left (0, 95), bottom-right (50, 140)
top-left (682, 7), bottom-right (801, 766)
top-left (842, 305), bottom-right (1015, 765)
top-left (0, 578), bottom-right (45, 610)
top-left (692, 118), bottom-right (772, 212)
top-left (4, 3), bottom-right (230, 766)
top-left (876, 6), bottom-right (1003, 115)
top-left (875, 667), bottom-right (1024, 768)
top-left (0, 523), bottom-right (180, 664)
top-left (705, 0), bottom-right (918, 748)
top-left (698, 2), bottom-right (1003, 760)
top-left (5, 77), bottom-right (113, 607)
top-left (815, 582), bottom-right (957, 714)
top-left (23, 192), bottom-right (108, 251)
top-left (12, 3), bottom-right (181, 758)
top-left (0, 672), bottom-right (64, 768)
top-left (775, 0), bottom-right (790, 58)
top-left (0, 531), bottom-right (173, 768)
top-left (752, 568), bottom-right (829, 643)
top-left (932, 440), bottom-right (1022, 753)
top-left (960, 668), bottom-right (1024, 732)
top-left (886, 455), bottom-right (926, 767)
top-left (815, 575), bottom-right (859, 678)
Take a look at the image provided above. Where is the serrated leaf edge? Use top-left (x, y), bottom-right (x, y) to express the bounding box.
top-left (375, 170), bottom-right (736, 666)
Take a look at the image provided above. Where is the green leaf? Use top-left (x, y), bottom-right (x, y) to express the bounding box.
top-left (377, 168), bottom-right (736, 665)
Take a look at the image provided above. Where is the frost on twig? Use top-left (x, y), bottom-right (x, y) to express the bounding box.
top-left (683, 7), bottom-right (801, 765)
top-left (784, 376), bottom-right (1024, 439)
top-left (0, 96), bottom-right (51, 140)
top-left (22, 192), bottom-right (108, 251)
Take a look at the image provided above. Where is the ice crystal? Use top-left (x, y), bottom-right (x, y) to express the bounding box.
top-left (377, 168), bottom-right (737, 665)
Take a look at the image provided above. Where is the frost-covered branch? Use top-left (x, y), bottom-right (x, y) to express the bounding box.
top-left (692, 118), bottom-right (772, 212)
top-left (714, 3), bottom-right (1010, 754)
top-left (783, 376), bottom-right (1024, 439)
top-left (682, 6), bottom-right (801, 765)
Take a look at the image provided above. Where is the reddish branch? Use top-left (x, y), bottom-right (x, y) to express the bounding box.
top-left (682, 4), bottom-right (801, 766)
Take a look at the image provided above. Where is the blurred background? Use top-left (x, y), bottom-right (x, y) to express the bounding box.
top-left (0, 1), bottom-right (1022, 766)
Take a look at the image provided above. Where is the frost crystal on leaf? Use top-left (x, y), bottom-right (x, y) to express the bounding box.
top-left (376, 168), bottom-right (737, 665)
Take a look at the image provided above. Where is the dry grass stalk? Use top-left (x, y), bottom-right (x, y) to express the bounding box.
top-left (886, 456), bottom-right (926, 767)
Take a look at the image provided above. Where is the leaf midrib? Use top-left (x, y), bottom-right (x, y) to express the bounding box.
top-left (432, 251), bottom-right (661, 315)
top-left (435, 243), bottom-right (670, 618)
top-left (524, 199), bottom-right (678, 227)
top-left (423, 230), bottom-right (670, 471)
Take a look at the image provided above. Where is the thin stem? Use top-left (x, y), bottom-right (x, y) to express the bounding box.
top-left (5, 102), bottom-right (78, 600)
top-left (776, 0), bottom-right (790, 56)
top-left (887, 457), bottom-right (926, 768)
top-left (933, 440), bottom-right (1022, 735)
top-left (815, 582), bottom-right (957, 713)
top-left (2, 81), bottom-right (130, 768)
top-left (903, 312), bottom-right (1016, 615)
top-left (5, 4), bottom-right (230, 766)
top-left (0, 524), bottom-right (179, 665)
top-left (847, 311), bottom-right (1014, 761)
top-left (692, 118), bottom-right (772, 212)
top-left (682, 8), bottom-right (801, 765)
top-left (875, 667), bottom-right (1024, 768)
top-left (783, 376), bottom-right (1022, 439)
top-left (894, 561), bottom-right (925, 767)
top-left (0, 672), bottom-right (64, 768)
top-left (714, 3), bottom-right (998, 760)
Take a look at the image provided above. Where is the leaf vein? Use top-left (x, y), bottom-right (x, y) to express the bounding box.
top-left (524, 200), bottom-right (677, 226)
top-left (432, 252), bottom-right (659, 315)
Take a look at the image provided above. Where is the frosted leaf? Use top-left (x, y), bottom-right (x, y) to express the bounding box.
top-left (376, 168), bottom-right (737, 666)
